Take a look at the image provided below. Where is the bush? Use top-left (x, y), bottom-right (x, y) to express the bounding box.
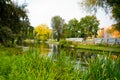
top-left (59, 39), bottom-right (72, 48)
top-left (0, 27), bottom-right (14, 47)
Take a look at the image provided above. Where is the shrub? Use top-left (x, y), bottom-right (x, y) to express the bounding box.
top-left (59, 39), bottom-right (72, 48)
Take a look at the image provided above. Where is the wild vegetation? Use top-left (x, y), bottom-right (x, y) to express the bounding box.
top-left (0, 46), bottom-right (120, 80)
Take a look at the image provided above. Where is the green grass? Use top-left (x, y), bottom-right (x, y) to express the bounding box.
top-left (0, 47), bottom-right (81, 80)
top-left (0, 46), bottom-right (120, 80)
top-left (83, 54), bottom-right (120, 80)
top-left (58, 40), bottom-right (120, 53)
top-left (76, 44), bottom-right (120, 53)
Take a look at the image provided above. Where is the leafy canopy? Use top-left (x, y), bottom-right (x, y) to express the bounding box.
top-left (0, 0), bottom-right (32, 46)
top-left (64, 16), bottom-right (99, 39)
top-left (67, 18), bottom-right (79, 37)
top-left (51, 16), bottom-right (65, 41)
top-left (78, 15), bottom-right (99, 38)
top-left (81, 0), bottom-right (120, 30)
top-left (35, 24), bottom-right (52, 41)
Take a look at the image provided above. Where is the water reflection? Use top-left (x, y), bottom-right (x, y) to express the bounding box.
top-left (37, 43), bottom-right (52, 55)
top-left (48, 44), bottom-right (59, 57)
top-left (37, 43), bottom-right (118, 71)
top-left (37, 43), bottom-right (114, 60)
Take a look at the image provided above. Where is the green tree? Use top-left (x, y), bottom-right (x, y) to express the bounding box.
top-left (67, 18), bottom-right (79, 37)
top-left (0, 0), bottom-right (31, 46)
top-left (27, 26), bottom-right (34, 39)
top-left (78, 15), bottom-right (99, 39)
top-left (51, 16), bottom-right (65, 41)
top-left (81, 0), bottom-right (120, 30)
top-left (0, 27), bottom-right (13, 46)
top-left (62, 23), bottom-right (70, 38)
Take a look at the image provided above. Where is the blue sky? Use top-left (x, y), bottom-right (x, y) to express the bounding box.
top-left (16, 0), bottom-right (115, 28)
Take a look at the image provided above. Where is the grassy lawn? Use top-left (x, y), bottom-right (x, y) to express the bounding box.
top-left (76, 44), bottom-right (120, 53)
top-left (58, 40), bottom-right (120, 53)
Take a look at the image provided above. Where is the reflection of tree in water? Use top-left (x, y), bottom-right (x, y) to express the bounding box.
top-left (53, 45), bottom-right (59, 56)
top-left (62, 48), bottom-right (97, 61)
top-left (77, 50), bottom-right (97, 62)
top-left (48, 44), bottom-right (116, 63)
top-left (48, 44), bottom-right (60, 59)
top-left (38, 43), bottom-right (51, 55)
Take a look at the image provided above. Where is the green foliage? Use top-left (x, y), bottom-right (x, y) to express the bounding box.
top-left (0, 46), bottom-right (23, 56)
top-left (59, 39), bottom-right (72, 47)
top-left (51, 15), bottom-right (99, 40)
top-left (66, 18), bottom-right (79, 38)
top-left (0, 46), bottom-right (120, 80)
top-left (51, 16), bottom-right (65, 41)
top-left (78, 15), bottom-right (99, 39)
top-left (83, 54), bottom-right (120, 80)
top-left (66, 18), bottom-right (79, 37)
top-left (63, 16), bottom-right (99, 39)
top-left (0, 27), bottom-right (13, 46)
top-left (0, 48), bottom-right (81, 80)
top-left (0, 0), bottom-right (33, 46)
top-left (81, 0), bottom-right (120, 31)
top-left (77, 44), bottom-right (120, 53)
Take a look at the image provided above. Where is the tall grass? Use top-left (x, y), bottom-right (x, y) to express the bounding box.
top-left (0, 47), bottom-right (120, 80)
top-left (82, 54), bottom-right (120, 80)
top-left (0, 48), bottom-right (81, 80)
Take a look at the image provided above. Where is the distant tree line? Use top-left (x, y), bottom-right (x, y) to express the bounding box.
top-left (0, 0), bottom-right (34, 46)
top-left (51, 15), bottom-right (99, 41)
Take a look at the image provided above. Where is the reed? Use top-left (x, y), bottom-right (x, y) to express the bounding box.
top-left (0, 46), bottom-right (120, 80)
top-left (82, 54), bottom-right (120, 80)
top-left (0, 48), bottom-right (81, 80)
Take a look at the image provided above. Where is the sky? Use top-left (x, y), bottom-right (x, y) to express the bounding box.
top-left (16, 0), bottom-right (115, 28)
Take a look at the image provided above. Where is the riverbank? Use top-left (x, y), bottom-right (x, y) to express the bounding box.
top-left (76, 44), bottom-right (120, 53)
top-left (50, 40), bottom-right (120, 53)
top-left (24, 39), bottom-right (120, 53)
top-left (0, 46), bottom-right (23, 56)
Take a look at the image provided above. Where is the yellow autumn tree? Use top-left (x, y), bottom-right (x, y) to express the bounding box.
top-left (34, 24), bottom-right (52, 41)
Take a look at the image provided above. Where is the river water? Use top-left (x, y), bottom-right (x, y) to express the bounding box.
top-left (37, 43), bottom-right (118, 57)
top-left (34, 43), bottom-right (119, 71)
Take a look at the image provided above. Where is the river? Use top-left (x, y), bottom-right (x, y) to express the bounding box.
top-left (33, 43), bottom-right (118, 71)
